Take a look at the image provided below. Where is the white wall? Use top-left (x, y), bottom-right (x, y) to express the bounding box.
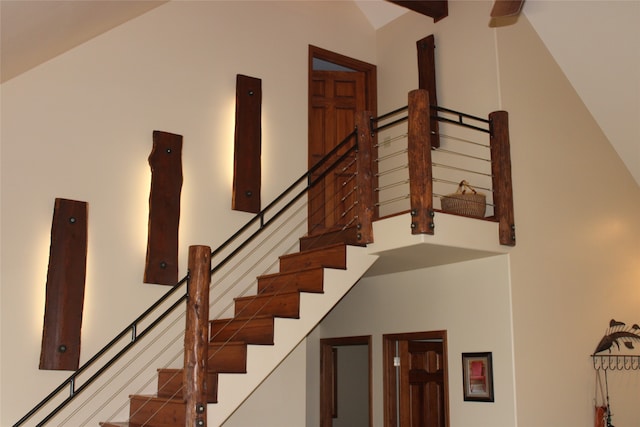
top-left (496, 11), bottom-right (640, 427)
top-left (375, 2), bottom-right (639, 425)
top-left (221, 340), bottom-right (308, 427)
top-left (2, 1), bottom-right (639, 426)
top-left (317, 256), bottom-right (517, 427)
top-left (524, 1), bottom-right (640, 186)
top-left (0, 1), bottom-right (376, 425)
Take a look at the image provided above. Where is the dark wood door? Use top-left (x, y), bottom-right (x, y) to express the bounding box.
top-left (399, 340), bottom-right (446, 427)
top-left (308, 69), bottom-right (366, 234)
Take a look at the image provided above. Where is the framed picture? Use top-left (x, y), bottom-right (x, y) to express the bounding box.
top-left (462, 352), bottom-right (494, 402)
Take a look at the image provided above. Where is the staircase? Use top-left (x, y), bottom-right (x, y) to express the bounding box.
top-left (100, 236), bottom-right (378, 427)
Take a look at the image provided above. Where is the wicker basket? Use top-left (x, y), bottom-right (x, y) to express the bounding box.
top-left (441, 180), bottom-right (486, 218)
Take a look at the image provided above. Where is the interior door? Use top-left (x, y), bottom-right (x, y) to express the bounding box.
top-left (384, 331), bottom-right (449, 427)
top-left (399, 340), bottom-right (446, 427)
top-left (308, 69), bottom-right (366, 234)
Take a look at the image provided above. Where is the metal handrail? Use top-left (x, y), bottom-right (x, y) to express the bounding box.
top-left (14, 128), bottom-right (359, 427)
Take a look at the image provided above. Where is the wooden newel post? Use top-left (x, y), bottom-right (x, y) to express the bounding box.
top-left (407, 89), bottom-right (435, 235)
top-left (184, 245), bottom-right (211, 427)
top-left (355, 111), bottom-right (375, 244)
top-left (489, 111), bottom-right (516, 246)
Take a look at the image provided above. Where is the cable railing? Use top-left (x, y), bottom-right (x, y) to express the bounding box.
top-left (113, 129), bottom-right (367, 426)
top-left (370, 89), bottom-right (515, 245)
top-left (14, 89), bottom-right (514, 426)
top-left (14, 125), bottom-right (362, 426)
top-left (373, 103), bottom-right (493, 218)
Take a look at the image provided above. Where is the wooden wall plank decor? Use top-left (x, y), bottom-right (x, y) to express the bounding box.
top-left (232, 74), bottom-right (262, 213)
top-left (40, 198), bottom-right (88, 371)
top-left (144, 130), bottom-right (183, 285)
top-left (489, 111), bottom-right (516, 246)
top-left (416, 34), bottom-right (440, 148)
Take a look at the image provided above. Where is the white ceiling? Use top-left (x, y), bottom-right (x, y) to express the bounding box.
top-left (1, 0), bottom-right (638, 187)
top-left (0, 0), bottom-right (168, 83)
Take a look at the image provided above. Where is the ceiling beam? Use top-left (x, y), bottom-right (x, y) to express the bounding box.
top-left (490, 0), bottom-right (525, 17)
top-left (386, 1), bottom-right (448, 22)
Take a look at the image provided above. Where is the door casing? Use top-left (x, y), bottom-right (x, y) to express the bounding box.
top-left (383, 330), bottom-right (450, 427)
top-left (308, 46), bottom-right (378, 233)
top-left (320, 335), bottom-right (372, 427)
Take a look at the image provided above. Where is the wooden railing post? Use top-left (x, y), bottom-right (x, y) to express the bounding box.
top-left (489, 111), bottom-right (516, 246)
top-left (355, 111), bottom-right (374, 244)
top-left (184, 245), bottom-right (211, 427)
top-left (407, 89), bottom-right (435, 235)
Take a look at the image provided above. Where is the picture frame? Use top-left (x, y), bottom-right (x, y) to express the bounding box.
top-left (462, 352), bottom-right (494, 402)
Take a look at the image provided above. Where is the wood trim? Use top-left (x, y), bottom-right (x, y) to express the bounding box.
top-left (320, 336), bottom-right (372, 427)
top-left (40, 198), bottom-right (88, 371)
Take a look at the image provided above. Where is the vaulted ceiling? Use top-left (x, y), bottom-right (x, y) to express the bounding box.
top-left (1, 0), bottom-right (638, 187)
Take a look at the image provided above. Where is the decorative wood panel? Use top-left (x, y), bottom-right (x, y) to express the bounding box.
top-left (232, 74), bottom-right (262, 213)
top-left (40, 198), bottom-right (88, 371)
top-left (416, 34), bottom-right (440, 148)
top-left (489, 111), bottom-right (516, 246)
top-left (144, 130), bottom-right (183, 285)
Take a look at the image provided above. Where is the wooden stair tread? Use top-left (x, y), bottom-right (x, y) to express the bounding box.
top-left (209, 314), bottom-right (275, 345)
top-left (299, 226), bottom-right (361, 251)
top-left (210, 313), bottom-right (274, 322)
top-left (257, 266), bottom-right (325, 294)
top-left (279, 243), bottom-right (347, 272)
top-left (129, 394), bottom-right (185, 402)
top-left (236, 289), bottom-right (301, 300)
top-left (101, 234), bottom-right (350, 426)
top-left (157, 368), bottom-right (218, 402)
top-left (257, 265), bottom-right (324, 281)
top-left (234, 290), bottom-right (301, 320)
top-left (128, 394), bottom-right (186, 426)
top-left (207, 341), bottom-right (247, 373)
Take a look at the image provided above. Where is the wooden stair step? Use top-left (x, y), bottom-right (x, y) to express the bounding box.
top-left (99, 422), bottom-right (130, 427)
top-left (299, 226), bottom-right (361, 251)
top-left (209, 315), bottom-right (274, 345)
top-left (157, 368), bottom-right (218, 403)
top-left (257, 267), bottom-right (325, 294)
top-left (279, 243), bottom-right (347, 272)
top-left (208, 341), bottom-right (247, 373)
top-left (234, 291), bottom-right (300, 319)
top-left (128, 394), bottom-right (185, 427)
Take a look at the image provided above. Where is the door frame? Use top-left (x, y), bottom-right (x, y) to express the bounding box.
top-left (383, 330), bottom-right (450, 427)
top-left (308, 46), bottom-right (379, 225)
top-left (308, 45), bottom-right (377, 117)
top-left (320, 335), bottom-right (372, 427)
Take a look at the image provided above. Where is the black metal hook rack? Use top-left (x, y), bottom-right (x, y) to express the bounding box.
top-left (591, 354), bottom-right (640, 371)
top-left (591, 318), bottom-right (640, 371)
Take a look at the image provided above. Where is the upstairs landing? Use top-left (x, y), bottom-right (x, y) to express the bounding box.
top-left (364, 212), bottom-right (512, 277)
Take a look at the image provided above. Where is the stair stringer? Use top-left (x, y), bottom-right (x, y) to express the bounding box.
top-left (208, 245), bottom-right (378, 426)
